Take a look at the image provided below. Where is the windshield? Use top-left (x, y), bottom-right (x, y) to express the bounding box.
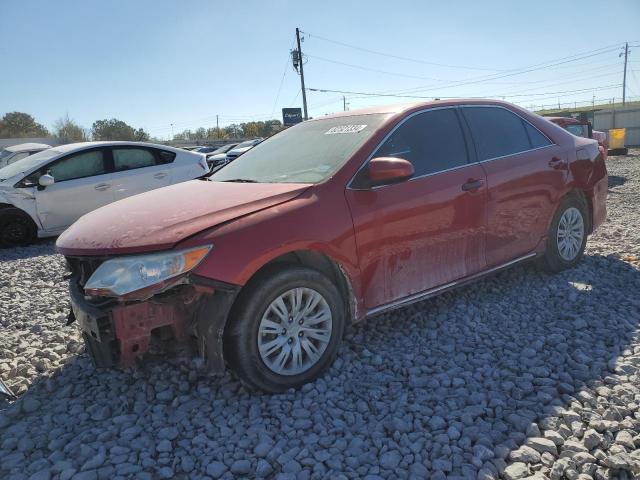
top-left (565, 124), bottom-right (589, 138)
top-left (213, 144), bottom-right (237, 154)
top-left (0, 150), bottom-right (15, 161)
top-left (211, 113), bottom-right (390, 184)
top-left (234, 140), bottom-right (258, 149)
top-left (0, 148), bottom-right (61, 180)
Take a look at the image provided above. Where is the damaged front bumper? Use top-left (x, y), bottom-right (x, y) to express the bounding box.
top-left (68, 275), bottom-right (239, 373)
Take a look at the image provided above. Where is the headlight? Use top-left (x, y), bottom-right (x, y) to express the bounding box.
top-left (84, 245), bottom-right (212, 298)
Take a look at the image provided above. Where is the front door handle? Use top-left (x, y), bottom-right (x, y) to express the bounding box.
top-left (154, 172), bottom-right (168, 179)
top-left (94, 183), bottom-right (111, 191)
top-left (548, 157), bottom-right (567, 170)
top-left (462, 179), bottom-right (484, 191)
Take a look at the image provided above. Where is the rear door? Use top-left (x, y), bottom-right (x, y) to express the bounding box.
top-left (461, 106), bottom-right (566, 267)
top-left (35, 147), bottom-right (113, 232)
top-left (110, 147), bottom-right (172, 200)
top-left (346, 107), bottom-right (487, 309)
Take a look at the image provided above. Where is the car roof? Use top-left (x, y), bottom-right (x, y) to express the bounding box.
top-left (310, 98), bottom-right (531, 121)
top-left (50, 141), bottom-right (187, 154)
top-left (5, 142), bottom-right (51, 152)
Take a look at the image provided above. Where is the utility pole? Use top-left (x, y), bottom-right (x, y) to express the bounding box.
top-left (170, 123), bottom-right (174, 140)
top-left (295, 28), bottom-right (308, 120)
top-left (216, 115), bottom-right (219, 138)
top-left (621, 42), bottom-right (629, 106)
top-left (343, 96), bottom-right (348, 112)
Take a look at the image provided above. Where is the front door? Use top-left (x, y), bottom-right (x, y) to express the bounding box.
top-left (35, 148), bottom-right (114, 233)
top-left (346, 107), bottom-right (487, 310)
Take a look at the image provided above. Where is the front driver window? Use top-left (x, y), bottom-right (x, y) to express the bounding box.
top-left (374, 108), bottom-right (469, 177)
top-left (48, 150), bottom-right (107, 182)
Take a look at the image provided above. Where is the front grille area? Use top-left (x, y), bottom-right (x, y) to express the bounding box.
top-left (66, 257), bottom-right (105, 288)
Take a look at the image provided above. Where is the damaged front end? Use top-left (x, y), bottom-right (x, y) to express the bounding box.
top-left (66, 255), bottom-right (239, 373)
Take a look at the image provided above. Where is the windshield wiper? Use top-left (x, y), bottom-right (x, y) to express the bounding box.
top-left (221, 178), bottom-right (258, 183)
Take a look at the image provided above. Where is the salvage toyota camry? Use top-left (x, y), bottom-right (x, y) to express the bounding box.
top-left (57, 100), bottom-right (607, 393)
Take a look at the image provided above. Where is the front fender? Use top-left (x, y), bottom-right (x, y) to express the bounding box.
top-left (176, 190), bottom-right (366, 321)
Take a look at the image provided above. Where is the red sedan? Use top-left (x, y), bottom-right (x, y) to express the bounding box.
top-left (57, 100), bottom-right (607, 392)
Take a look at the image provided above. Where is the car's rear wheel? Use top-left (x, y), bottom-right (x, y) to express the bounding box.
top-left (541, 195), bottom-right (589, 272)
top-left (0, 208), bottom-right (36, 247)
top-left (225, 265), bottom-right (345, 393)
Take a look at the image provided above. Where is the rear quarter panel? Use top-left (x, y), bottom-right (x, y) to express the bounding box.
top-left (172, 151), bottom-right (207, 182)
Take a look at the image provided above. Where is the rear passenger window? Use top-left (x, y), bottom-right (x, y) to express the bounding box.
top-left (374, 108), bottom-right (468, 177)
top-left (524, 122), bottom-right (552, 148)
top-left (463, 107), bottom-right (532, 161)
top-left (157, 150), bottom-right (176, 164)
top-left (113, 148), bottom-right (157, 171)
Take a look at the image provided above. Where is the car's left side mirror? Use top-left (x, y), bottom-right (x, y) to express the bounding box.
top-left (367, 157), bottom-right (415, 187)
top-left (38, 174), bottom-right (55, 188)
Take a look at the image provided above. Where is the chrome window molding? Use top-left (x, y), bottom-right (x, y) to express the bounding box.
top-left (347, 104), bottom-right (556, 191)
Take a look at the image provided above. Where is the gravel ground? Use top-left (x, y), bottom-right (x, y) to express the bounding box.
top-left (1, 151), bottom-right (639, 480)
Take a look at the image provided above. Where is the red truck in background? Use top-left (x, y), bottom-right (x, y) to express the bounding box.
top-left (547, 116), bottom-right (608, 161)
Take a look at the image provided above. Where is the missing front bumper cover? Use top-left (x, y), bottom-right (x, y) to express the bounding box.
top-left (68, 275), bottom-right (239, 373)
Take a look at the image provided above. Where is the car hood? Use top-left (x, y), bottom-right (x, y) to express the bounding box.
top-left (207, 153), bottom-right (227, 161)
top-left (56, 180), bottom-right (311, 256)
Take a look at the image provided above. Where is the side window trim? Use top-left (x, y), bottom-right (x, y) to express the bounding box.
top-left (42, 147), bottom-right (111, 183)
top-left (462, 105), bottom-right (555, 164)
top-left (349, 106), bottom-right (473, 190)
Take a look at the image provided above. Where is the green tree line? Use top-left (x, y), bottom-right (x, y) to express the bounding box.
top-left (0, 112), bottom-right (151, 143)
top-left (172, 119), bottom-right (283, 142)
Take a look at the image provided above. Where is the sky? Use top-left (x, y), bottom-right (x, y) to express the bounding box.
top-left (1, 0), bottom-right (639, 139)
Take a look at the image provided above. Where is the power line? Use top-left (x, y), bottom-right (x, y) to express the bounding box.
top-left (270, 41), bottom-right (295, 117)
top-left (386, 46), bottom-right (624, 96)
top-left (302, 30), bottom-right (507, 71)
top-left (308, 83), bottom-right (622, 101)
top-left (305, 54), bottom-right (449, 82)
top-left (303, 30), bottom-right (627, 91)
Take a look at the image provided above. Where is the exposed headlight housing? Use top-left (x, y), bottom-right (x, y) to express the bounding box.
top-left (84, 245), bottom-right (212, 299)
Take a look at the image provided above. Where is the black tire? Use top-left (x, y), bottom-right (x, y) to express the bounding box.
top-left (224, 265), bottom-right (345, 393)
top-left (541, 195), bottom-right (589, 272)
top-left (0, 208), bottom-right (36, 247)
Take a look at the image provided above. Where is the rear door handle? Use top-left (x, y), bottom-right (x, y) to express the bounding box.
top-left (548, 157), bottom-right (566, 170)
top-left (94, 183), bottom-right (111, 191)
top-left (462, 179), bottom-right (484, 191)
top-left (154, 172), bottom-right (168, 179)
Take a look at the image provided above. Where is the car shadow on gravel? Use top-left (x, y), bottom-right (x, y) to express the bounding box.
top-left (1, 254), bottom-right (639, 479)
top-left (608, 174), bottom-right (626, 190)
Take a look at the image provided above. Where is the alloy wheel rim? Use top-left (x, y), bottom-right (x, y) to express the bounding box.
top-left (557, 207), bottom-right (584, 261)
top-left (257, 287), bottom-right (332, 376)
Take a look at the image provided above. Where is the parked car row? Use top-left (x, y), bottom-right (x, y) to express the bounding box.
top-left (48, 100), bottom-right (606, 393)
top-left (204, 138), bottom-right (263, 170)
top-left (0, 142), bottom-right (51, 169)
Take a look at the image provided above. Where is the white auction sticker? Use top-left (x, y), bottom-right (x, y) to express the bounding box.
top-left (325, 125), bottom-right (367, 135)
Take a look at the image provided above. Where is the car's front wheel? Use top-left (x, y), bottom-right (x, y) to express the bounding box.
top-left (0, 208), bottom-right (36, 247)
top-left (541, 195), bottom-right (589, 272)
top-left (225, 265), bottom-right (345, 393)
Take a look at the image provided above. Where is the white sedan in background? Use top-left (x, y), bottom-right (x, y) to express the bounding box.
top-left (0, 141), bottom-right (209, 246)
top-left (0, 143), bottom-right (51, 169)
